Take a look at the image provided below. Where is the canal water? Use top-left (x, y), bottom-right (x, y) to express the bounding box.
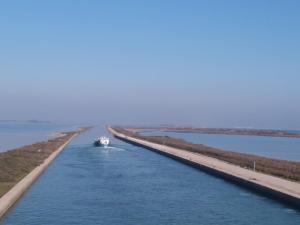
top-left (142, 131), bottom-right (300, 161)
top-left (1, 127), bottom-right (299, 225)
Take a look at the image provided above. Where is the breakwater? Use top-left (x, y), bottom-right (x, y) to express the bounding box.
top-left (108, 127), bottom-right (300, 209)
top-left (0, 132), bottom-right (80, 219)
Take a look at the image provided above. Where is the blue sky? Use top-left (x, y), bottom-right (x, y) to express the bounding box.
top-left (0, 0), bottom-right (299, 129)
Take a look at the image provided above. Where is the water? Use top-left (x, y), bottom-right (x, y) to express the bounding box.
top-left (0, 121), bottom-right (78, 152)
top-left (142, 131), bottom-right (300, 161)
top-left (1, 127), bottom-right (299, 225)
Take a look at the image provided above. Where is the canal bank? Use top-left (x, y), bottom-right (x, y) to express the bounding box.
top-left (0, 131), bottom-right (81, 219)
top-left (108, 127), bottom-right (300, 209)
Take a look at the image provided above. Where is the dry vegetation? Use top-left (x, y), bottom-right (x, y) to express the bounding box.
top-left (113, 127), bottom-right (300, 182)
top-left (0, 131), bottom-right (78, 197)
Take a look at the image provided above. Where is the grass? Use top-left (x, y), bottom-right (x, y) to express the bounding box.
top-left (113, 127), bottom-right (300, 182)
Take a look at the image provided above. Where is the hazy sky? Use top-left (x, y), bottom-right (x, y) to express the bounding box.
top-left (1, 0), bottom-right (299, 129)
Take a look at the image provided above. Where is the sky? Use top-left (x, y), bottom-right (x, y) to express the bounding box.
top-left (0, 0), bottom-right (300, 129)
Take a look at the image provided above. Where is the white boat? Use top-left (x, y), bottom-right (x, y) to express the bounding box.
top-left (94, 136), bottom-right (110, 147)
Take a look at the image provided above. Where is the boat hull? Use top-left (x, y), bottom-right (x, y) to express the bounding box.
top-left (94, 137), bottom-right (110, 147)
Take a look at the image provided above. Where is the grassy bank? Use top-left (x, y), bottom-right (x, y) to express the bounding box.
top-left (0, 129), bottom-right (88, 198)
top-left (113, 127), bottom-right (300, 182)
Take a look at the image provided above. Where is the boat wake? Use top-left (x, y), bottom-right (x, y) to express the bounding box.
top-left (96, 146), bottom-right (126, 151)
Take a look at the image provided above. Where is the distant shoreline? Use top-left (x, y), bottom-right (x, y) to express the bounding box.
top-left (125, 127), bottom-right (300, 138)
top-left (0, 120), bottom-right (52, 124)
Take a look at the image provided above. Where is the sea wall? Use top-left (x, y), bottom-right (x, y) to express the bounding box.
top-left (0, 133), bottom-right (78, 219)
top-left (108, 127), bottom-right (300, 210)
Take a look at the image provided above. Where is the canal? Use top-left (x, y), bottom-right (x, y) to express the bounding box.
top-left (1, 127), bottom-right (299, 225)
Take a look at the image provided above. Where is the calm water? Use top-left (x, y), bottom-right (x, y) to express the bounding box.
top-left (0, 121), bottom-right (78, 152)
top-left (1, 127), bottom-right (299, 225)
top-left (143, 131), bottom-right (300, 161)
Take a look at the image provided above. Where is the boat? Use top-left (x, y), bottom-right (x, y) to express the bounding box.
top-left (94, 136), bottom-right (110, 147)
